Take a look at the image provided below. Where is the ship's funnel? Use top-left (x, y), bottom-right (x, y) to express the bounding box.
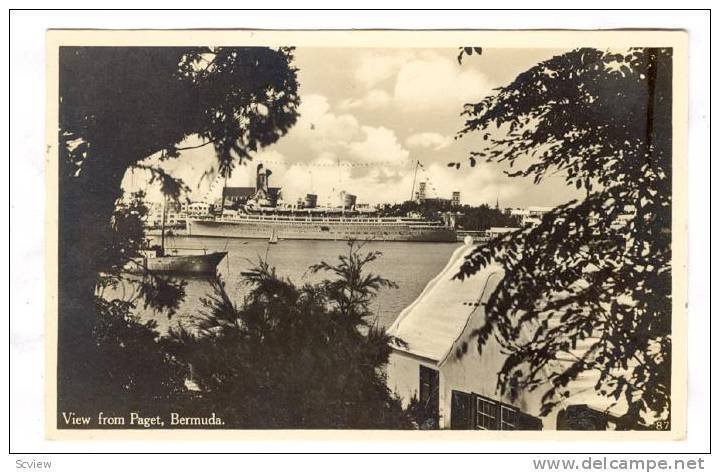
top-left (265, 169), bottom-right (272, 192)
top-left (256, 164), bottom-right (264, 192)
top-left (305, 193), bottom-right (318, 209)
top-left (343, 193), bottom-right (357, 210)
top-left (256, 165), bottom-right (270, 193)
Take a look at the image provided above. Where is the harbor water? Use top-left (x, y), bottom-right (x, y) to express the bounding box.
top-left (109, 236), bottom-right (462, 334)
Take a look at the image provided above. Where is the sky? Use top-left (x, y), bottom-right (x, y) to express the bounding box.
top-left (122, 47), bottom-right (584, 208)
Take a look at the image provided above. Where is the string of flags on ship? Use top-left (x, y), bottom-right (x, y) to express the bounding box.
top-left (234, 158), bottom-right (411, 168)
top-left (139, 150), bottom-right (576, 205)
top-left (414, 161), bottom-right (440, 198)
top-left (198, 157), bottom-right (445, 203)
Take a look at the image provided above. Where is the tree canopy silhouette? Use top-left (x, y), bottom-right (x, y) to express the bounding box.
top-left (57, 47), bottom-right (300, 412)
top-left (455, 48), bottom-right (672, 428)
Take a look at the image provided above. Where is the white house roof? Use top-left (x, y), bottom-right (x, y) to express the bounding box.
top-left (387, 243), bottom-right (504, 364)
top-left (388, 242), bottom-right (637, 421)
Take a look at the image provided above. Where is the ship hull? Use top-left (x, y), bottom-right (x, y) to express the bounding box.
top-left (187, 219), bottom-right (457, 242)
top-left (142, 252), bottom-right (227, 275)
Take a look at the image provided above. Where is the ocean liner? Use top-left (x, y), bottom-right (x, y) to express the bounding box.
top-left (186, 165), bottom-right (457, 242)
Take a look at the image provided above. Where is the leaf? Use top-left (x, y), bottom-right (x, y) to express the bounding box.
top-left (458, 46), bottom-right (482, 64)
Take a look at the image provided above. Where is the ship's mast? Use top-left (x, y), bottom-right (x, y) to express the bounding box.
top-left (219, 174), bottom-right (228, 218)
top-left (160, 195), bottom-right (167, 256)
top-left (409, 160), bottom-right (420, 202)
top-left (337, 156), bottom-right (341, 185)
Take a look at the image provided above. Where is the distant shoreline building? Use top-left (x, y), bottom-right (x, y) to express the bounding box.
top-left (507, 206), bottom-right (553, 227)
top-left (421, 197), bottom-right (452, 206)
top-left (414, 181), bottom-right (454, 207)
top-left (416, 181), bottom-right (427, 202)
top-left (451, 191), bottom-right (461, 208)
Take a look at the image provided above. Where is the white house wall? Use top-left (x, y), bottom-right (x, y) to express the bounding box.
top-left (386, 352), bottom-right (436, 409)
top-left (440, 334), bottom-right (552, 429)
top-left (388, 330), bottom-right (558, 430)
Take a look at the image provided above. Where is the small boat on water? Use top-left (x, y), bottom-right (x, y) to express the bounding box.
top-left (141, 250), bottom-right (227, 275)
top-left (125, 196), bottom-right (227, 276)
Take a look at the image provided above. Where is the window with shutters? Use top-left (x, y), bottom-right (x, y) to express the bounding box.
top-left (418, 366), bottom-right (440, 429)
top-left (475, 397), bottom-right (498, 430)
top-left (500, 405), bottom-right (518, 430)
top-left (473, 394), bottom-right (541, 430)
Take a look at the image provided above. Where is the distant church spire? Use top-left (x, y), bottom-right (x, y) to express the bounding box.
top-left (495, 194), bottom-right (500, 210)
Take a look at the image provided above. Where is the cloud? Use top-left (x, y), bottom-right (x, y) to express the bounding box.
top-left (338, 89), bottom-right (392, 111)
top-left (296, 94), bottom-right (364, 149)
top-left (246, 88), bottom-right (507, 206)
top-left (347, 126), bottom-right (409, 165)
top-left (249, 94), bottom-right (413, 204)
top-left (393, 54), bottom-right (495, 112)
top-left (124, 49), bottom-right (578, 208)
top-left (353, 51), bottom-right (413, 89)
top-left (282, 94), bottom-right (409, 167)
top-left (405, 132), bottom-right (453, 151)
top-left (339, 51), bottom-right (495, 116)
top-left (254, 126), bottom-right (519, 206)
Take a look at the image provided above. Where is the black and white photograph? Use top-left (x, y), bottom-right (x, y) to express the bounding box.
top-left (44, 29), bottom-right (688, 438)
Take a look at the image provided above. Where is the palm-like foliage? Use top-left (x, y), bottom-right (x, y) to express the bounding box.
top-left (164, 244), bottom-right (411, 429)
top-left (310, 241), bottom-right (398, 325)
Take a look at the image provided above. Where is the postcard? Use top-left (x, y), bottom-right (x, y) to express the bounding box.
top-left (45, 29), bottom-right (688, 440)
